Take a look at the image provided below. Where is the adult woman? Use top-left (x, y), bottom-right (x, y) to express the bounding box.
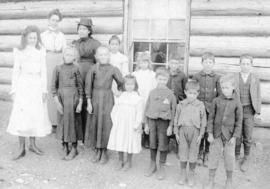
top-left (7, 25), bottom-right (51, 160)
top-left (41, 9), bottom-right (67, 127)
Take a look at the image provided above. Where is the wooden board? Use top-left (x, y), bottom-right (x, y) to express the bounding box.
top-left (0, 84), bottom-right (11, 101)
top-left (0, 17), bottom-right (123, 35)
top-left (192, 0), bottom-right (270, 16)
top-left (191, 16), bottom-right (270, 36)
top-left (0, 0), bottom-right (123, 19)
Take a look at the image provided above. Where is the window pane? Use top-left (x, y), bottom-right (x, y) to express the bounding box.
top-left (151, 19), bottom-right (167, 40)
top-left (151, 42), bottom-right (167, 63)
top-left (132, 0), bottom-right (150, 18)
top-left (169, 0), bottom-right (186, 18)
top-left (151, 0), bottom-right (168, 18)
top-left (133, 20), bottom-right (150, 40)
top-left (168, 43), bottom-right (185, 65)
top-left (133, 42), bottom-right (150, 62)
top-left (168, 19), bottom-right (186, 40)
top-left (152, 64), bottom-right (166, 71)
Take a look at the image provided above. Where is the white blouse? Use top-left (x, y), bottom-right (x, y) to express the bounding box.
top-left (110, 52), bottom-right (129, 76)
top-left (41, 30), bottom-right (66, 52)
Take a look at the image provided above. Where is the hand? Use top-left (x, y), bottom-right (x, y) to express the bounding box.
top-left (76, 103), bottom-right (82, 113)
top-left (175, 134), bottom-right (180, 144)
top-left (87, 102), bottom-right (93, 114)
top-left (167, 126), bottom-right (173, 136)
top-left (56, 101), bottom-right (63, 115)
top-left (196, 135), bottom-right (202, 145)
top-left (229, 137), bottom-right (236, 145)
top-left (42, 93), bottom-right (47, 102)
top-left (254, 113), bottom-right (261, 121)
top-left (114, 90), bottom-right (122, 98)
top-left (208, 133), bottom-right (214, 143)
top-left (144, 124), bottom-right (149, 135)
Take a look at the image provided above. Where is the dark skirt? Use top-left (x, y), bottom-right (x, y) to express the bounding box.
top-left (84, 89), bottom-right (114, 149)
top-left (56, 88), bottom-right (83, 143)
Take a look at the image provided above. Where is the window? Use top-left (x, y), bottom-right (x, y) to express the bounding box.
top-left (128, 0), bottom-right (191, 72)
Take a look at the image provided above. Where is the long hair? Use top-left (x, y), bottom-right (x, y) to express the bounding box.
top-left (123, 74), bottom-right (139, 92)
top-left (19, 25), bottom-right (42, 50)
top-left (135, 51), bottom-right (153, 71)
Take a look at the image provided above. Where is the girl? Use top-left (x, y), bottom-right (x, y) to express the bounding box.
top-left (84, 45), bottom-right (124, 164)
top-left (41, 9), bottom-right (67, 128)
top-left (7, 25), bottom-right (51, 160)
top-left (51, 46), bottom-right (84, 160)
top-left (107, 75), bottom-right (144, 171)
top-left (133, 51), bottom-right (156, 148)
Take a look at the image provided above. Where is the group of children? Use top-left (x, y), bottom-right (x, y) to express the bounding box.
top-left (8, 26), bottom-right (261, 189)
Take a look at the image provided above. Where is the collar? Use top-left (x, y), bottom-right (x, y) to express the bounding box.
top-left (78, 37), bottom-right (91, 43)
top-left (47, 27), bottom-right (60, 34)
top-left (200, 70), bottom-right (215, 77)
top-left (220, 92), bottom-right (236, 100)
top-left (181, 99), bottom-right (201, 106)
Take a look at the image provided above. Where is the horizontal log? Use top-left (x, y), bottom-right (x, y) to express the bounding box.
top-left (256, 104), bottom-right (270, 127)
top-left (0, 0), bottom-right (123, 19)
top-left (190, 36), bottom-right (270, 58)
top-left (191, 16), bottom-right (270, 36)
top-left (0, 17), bottom-right (123, 35)
top-left (192, 0), bottom-right (270, 16)
top-left (0, 34), bottom-right (122, 51)
top-left (0, 84), bottom-right (11, 101)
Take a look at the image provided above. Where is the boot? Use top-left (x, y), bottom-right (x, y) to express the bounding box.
top-left (100, 149), bottom-right (108, 164)
top-left (145, 149), bottom-right (157, 177)
top-left (115, 152), bottom-right (124, 171)
top-left (29, 137), bottom-right (44, 155)
top-left (13, 137), bottom-right (26, 160)
top-left (142, 132), bottom-right (149, 149)
top-left (205, 169), bottom-right (216, 189)
top-left (197, 151), bottom-right (204, 166)
top-left (240, 155), bottom-right (250, 172)
top-left (188, 162), bottom-right (196, 187)
top-left (225, 170), bottom-right (233, 189)
top-left (65, 142), bottom-right (78, 161)
top-left (61, 142), bottom-right (69, 160)
top-left (91, 148), bottom-right (101, 163)
top-left (156, 151), bottom-right (167, 180)
top-left (178, 161), bottom-right (187, 185)
top-left (123, 153), bottom-right (132, 171)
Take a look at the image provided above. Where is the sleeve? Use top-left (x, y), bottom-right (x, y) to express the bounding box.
top-left (143, 94), bottom-right (151, 124)
top-left (51, 66), bottom-right (59, 97)
top-left (207, 99), bottom-right (216, 134)
top-left (174, 104), bottom-right (181, 128)
top-left (40, 48), bottom-right (47, 93)
top-left (93, 40), bottom-right (101, 64)
top-left (256, 77), bottom-right (261, 114)
top-left (85, 67), bottom-right (94, 99)
top-left (75, 67), bottom-right (84, 98)
top-left (10, 48), bottom-right (21, 94)
top-left (192, 73), bottom-right (199, 81)
top-left (113, 67), bottom-right (124, 91)
top-left (169, 94), bottom-right (177, 127)
top-left (216, 75), bottom-right (222, 97)
top-left (134, 98), bottom-right (144, 129)
top-left (122, 55), bottom-right (129, 76)
top-left (199, 103), bottom-right (207, 136)
top-left (233, 99), bottom-right (243, 138)
top-left (182, 73), bottom-right (188, 91)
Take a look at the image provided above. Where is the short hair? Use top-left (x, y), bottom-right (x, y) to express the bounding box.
top-left (63, 45), bottom-right (79, 62)
top-left (201, 52), bottom-right (215, 63)
top-left (155, 67), bottom-right (170, 79)
top-left (19, 25), bottom-right (42, 50)
top-left (136, 51), bottom-right (153, 70)
top-left (185, 80), bottom-right (200, 91)
top-left (109, 35), bottom-right (121, 44)
top-left (219, 74), bottom-right (235, 87)
top-left (48, 9), bottom-right (63, 21)
top-left (123, 74), bottom-right (139, 92)
top-left (240, 54), bottom-right (253, 65)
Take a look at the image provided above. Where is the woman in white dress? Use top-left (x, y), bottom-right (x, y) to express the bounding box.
top-left (7, 25), bottom-right (51, 160)
top-left (41, 9), bottom-right (66, 127)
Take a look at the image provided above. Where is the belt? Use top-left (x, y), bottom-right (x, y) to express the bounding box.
top-left (46, 50), bottom-right (62, 53)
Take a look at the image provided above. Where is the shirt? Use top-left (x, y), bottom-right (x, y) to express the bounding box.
top-left (144, 87), bottom-right (176, 122)
top-left (167, 70), bottom-right (187, 103)
top-left (110, 52), bottom-right (129, 76)
top-left (174, 99), bottom-right (207, 136)
top-left (41, 30), bottom-right (66, 52)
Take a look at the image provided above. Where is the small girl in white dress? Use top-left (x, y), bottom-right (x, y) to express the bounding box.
top-left (7, 25), bottom-right (51, 160)
top-left (107, 75), bottom-right (144, 171)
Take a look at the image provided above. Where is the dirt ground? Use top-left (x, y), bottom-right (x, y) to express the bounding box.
top-left (0, 101), bottom-right (270, 189)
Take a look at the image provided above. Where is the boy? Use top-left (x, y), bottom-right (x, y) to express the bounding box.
top-left (174, 80), bottom-right (207, 187)
top-left (234, 54), bottom-right (261, 172)
top-left (192, 52), bottom-right (221, 165)
top-left (206, 74), bottom-right (243, 189)
top-left (144, 67), bottom-right (177, 180)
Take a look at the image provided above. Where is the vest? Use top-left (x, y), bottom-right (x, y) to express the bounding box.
top-left (239, 74), bottom-right (252, 106)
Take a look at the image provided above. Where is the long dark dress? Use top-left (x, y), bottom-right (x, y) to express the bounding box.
top-left (73, 37), bottom-right (101, 138)
top-left (51, 64), bottom-right (84, 143)
top-left (84, 64), bottom-right (124, 149)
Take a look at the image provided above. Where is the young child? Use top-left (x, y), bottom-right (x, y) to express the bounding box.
top-left (7, 25), bottom-right (51, 160)
top-left (107, 75), bottom-right (144, 171)
top-left (174, 80), bottom-right (206, 187)
top-left (192, 52), bottom-right (221, 165)
top-left (206, 74), bottom-right (243, 189)
top-left (133, 51), bottom-right (157, 148)
top-left (84, 45), bottom-right (124, 164)
top-left (51, 46), bottom-right (84, 160)
top-left (234, 54), bottom-right (261, 172)
top-left (144, 67), bottom-right (176, 180)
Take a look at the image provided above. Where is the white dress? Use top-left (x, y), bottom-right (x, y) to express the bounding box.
top-left (107, 91), bottom-right (144, 154)
top-left (7, 47), bottom-right (52, 137)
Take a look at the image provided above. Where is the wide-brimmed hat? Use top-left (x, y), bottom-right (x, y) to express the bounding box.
top-left (77, 18), bottom-right (94, 27)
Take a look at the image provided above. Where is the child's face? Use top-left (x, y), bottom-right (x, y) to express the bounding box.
top-left (109, 39), bottom-right (120, 53)
top-left (240, 58), bottom-right (253, 73)
top-left (27, 32), bottom-right (38, 46)
top-left (139, 60), bottom-right (149, 70)
top-left (221, 82), bottom-right (234, 98)
top-left (156, 75), bottom-right (169, 86)
top-left (125, 79), bottom-right (136, 92)
top-left (202, 58), bottom-right (215, 73)
top-left (63, 50), bottom-right (75, 64)
top-left (169, 61), bottom-right (180, 73)
top-left (78, 25), bottom-right (90, 38)
top-left (48, 15), bottom-right (60, 29)
top-left (185, 89), bottom-right (199, 102)
top-left (96, 47), bottom-right (110, 64)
